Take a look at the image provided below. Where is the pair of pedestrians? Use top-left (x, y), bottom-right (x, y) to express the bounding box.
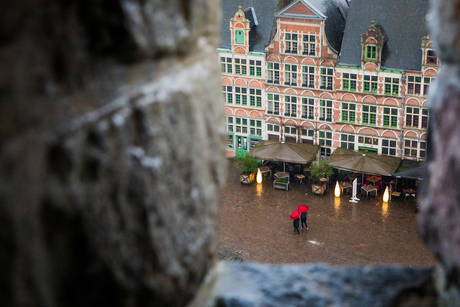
top-left (291, 205), bottom-right (309, 235)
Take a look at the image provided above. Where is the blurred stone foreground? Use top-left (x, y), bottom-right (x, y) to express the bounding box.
top-left (0, 0), bottom-right (459, 306)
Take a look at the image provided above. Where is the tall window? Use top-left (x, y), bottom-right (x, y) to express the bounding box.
top-left (362, 105), bottom-right (377, 125)
top-left (301, 129), bottom-right (314, 138)
top-left (341, 103), bottom-right (356, 123)
top-left (227, 134), bottom-right (234, 149)
top-left (342, 73), bottom-right (357, 91)
top-left (383, 107), bottom-right (398, 128)
top-left (249, 119), bottom-right (262, 136)
top-left (302, 66), bottom-right (315, 88)
top-left (234, 87), bottom-right (247, 106)
top-left (302, 34), bottom-right (316, 55)
top-left (301, 98), bottom-right (314, 119)
top-left (320, 68), bottom-right (333, 90)
top-left (220, 57), bottom-right (232, 74)
top-left (384, 77), bottom-right (400, 95)
top-left (427, 50), bottom-right (437, 65)
top-left (284, 64), bottom-right (298, 86)
top-left (404, 140), bottom-right (427, 159)
top-left (267, 93), bottom-right (280, 115)
top-left (363, 75), bottom-right (378, 93)
top-left (267, 62), bottom-right (280, 84)
top-left (382, 139), bottom-right (397, 156)
top-left (407, 76), bottom-right (422, 95)
top-left (366, 45), bottom-right (376, 60)
top-left (406, 107), bottom-right (429, 129)
top-left (284, 96), bottom-right (297, 117)
top-left (285, 33), bottom-right (298, 54)
top-left (249, 88), bottom-right (262, 108)
top-left (235, 30), bottom-right (244, 44)
top-left (234, 58), bottom-right (247, 75)
top-left (227, 117), bottom-right (234, 133)
top-left (222, 85), bottom-right (233, 104)
top-left (319, 99), bottom-right (333, 122)
top-left (319, 130), bottom-right (333, 157)
top-left (235, 118), bottom-right (248, 133)
top-left (341, 134), bottom-right (355, 150)
top-left (423, 77), bottom-right (432, 96)
top-left (249, 60), bottom-right (262, 77)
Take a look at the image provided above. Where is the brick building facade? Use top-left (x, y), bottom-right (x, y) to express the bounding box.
top-left (220, 0), bottom-right (437, 161)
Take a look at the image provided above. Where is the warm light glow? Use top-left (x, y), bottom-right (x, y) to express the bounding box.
top-left (256, 168), bottom-right (262, 184)
top-left (334, 196), bottom-right (341, 212)
top-left (382, 201), bottom-right (388, 217)
top-left (334, 181), bottom-right (340, 197)
top-left (383, 186), bottom-right (389, 202)
top-left (256, 182), bottom-right (262, 196)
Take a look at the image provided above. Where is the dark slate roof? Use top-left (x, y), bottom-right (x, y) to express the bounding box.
top-left (275, 0), bottom-right (350, 52)
top-left (220, 0), bottom-right (279, 52)
top-left (338, 0), bottom-right (430, 71)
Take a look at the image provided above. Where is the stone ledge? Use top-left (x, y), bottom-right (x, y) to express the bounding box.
top-left (191, 262), bottom-right (436, 307)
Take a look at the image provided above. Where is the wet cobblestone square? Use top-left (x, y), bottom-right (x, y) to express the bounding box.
top-left (219, 160), bottom-right (436, 267)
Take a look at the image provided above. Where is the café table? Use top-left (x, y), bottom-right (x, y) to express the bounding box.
top-left (367, 175), bottom-right (382, 186)
top-left (338, 181), bottom-right (352, 194)
top-left (361, 185), bottom-right (378, 198)
top-left (259, 166), bottom-right (272, 179)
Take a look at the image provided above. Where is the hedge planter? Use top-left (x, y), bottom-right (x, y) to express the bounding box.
top-left (240, 173), bottom-right (256, 185)
top-left (273, 178), bottom-right (289, 191)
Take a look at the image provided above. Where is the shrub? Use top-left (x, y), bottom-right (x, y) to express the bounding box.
top-left (309, 158), bottom-right (333, 185)
top-left (234, 153), bottom-right (259, 175)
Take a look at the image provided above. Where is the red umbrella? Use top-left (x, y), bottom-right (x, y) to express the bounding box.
top-left (297, 205), bottom-right (309, 213)
top-left (290, 211), bottom-right (300, 220)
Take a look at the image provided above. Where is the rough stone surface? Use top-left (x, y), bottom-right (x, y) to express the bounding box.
top-left (0, 1), bottom-right (225, 306)
top-left (190, 262), bottom-right (436, 307)
top-left (419, 0), bottom-right (460, 306)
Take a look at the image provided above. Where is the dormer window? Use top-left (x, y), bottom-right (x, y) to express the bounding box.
top-left (366, 46), bottom-right (377, 60)
top-left (427, 50), bottom-right (437, 65)
top-left (235, 30), bottom-right (244, 44)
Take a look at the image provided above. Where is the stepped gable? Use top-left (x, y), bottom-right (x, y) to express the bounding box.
top-left (275, 0), bottom-right (350, 53)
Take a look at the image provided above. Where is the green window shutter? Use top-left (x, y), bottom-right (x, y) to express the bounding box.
top-left (235, 30), bottom-right (244, 44)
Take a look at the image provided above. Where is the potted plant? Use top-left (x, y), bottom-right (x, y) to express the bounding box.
top-left (309, 158), bottom-right (333, 195)
top-left (234, 152), bottom-right (259, 185)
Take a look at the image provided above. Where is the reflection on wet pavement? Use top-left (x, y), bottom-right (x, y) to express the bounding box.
top-left (219, 160), bottom-right (436, 267)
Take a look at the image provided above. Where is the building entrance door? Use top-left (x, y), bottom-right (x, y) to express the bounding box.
top-left (236, 136), bottom-right (248, 157)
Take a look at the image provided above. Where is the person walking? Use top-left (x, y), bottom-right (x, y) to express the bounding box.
top-left (293, 217), bottom-right (300, 235)
top-left (301, 211), bottom-right (308, 230)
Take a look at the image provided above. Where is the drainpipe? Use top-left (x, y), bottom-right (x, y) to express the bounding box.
top-left (399, 75), bottom-right (406, 159)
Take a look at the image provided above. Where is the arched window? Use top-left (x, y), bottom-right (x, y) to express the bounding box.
top-left (235, 30), bottom-right (244, 44)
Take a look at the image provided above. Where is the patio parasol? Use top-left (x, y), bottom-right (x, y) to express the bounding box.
top-left (296, 205), bottom-right (309, 213)
top-left (327, 147), bottom-right (401, 176)
top-left (290, 211), bottom-right (300, 220)
top-left (248, 141), bottom-right (320, 172)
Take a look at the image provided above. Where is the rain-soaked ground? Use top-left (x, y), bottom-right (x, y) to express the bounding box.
top-left (219, 159), bottom-right (437, 267)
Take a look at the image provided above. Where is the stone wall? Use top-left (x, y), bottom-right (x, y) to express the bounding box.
top-left (418, 0), bottom-right (460, 305)
top-left (2, 0), bottom-right (460, 306)
top-left (0, 1), bottom-right (226, 306)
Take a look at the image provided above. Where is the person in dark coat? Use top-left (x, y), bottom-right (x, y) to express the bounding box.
top-left (301, 211), bottom-right (308, 230)
top-left (293, 217), bottom-right (300, 235)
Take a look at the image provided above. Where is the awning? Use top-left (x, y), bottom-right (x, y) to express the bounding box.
top-left (247, 141), bottom-right (320, 164)
top-left (327, 147), bottom-right (401, 176)
top-left (393, 160), bottom-right (425, 180)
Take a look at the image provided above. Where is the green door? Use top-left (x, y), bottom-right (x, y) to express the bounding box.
top-left (236, 136), bottom-right (248, 157)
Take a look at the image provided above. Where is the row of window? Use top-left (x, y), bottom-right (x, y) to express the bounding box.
top-left (251, 124), bottom-right (427, 159)
top-left (222, 86), bottom-right (263, 108)
top-left (284, 33), bottom-right (317, 56)
top-left (220, 57), bottom-right (262, 77)
top-left (265, 63), bottom-right (434, 96)
top-left (227, 116), bottom-right (262, 137)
